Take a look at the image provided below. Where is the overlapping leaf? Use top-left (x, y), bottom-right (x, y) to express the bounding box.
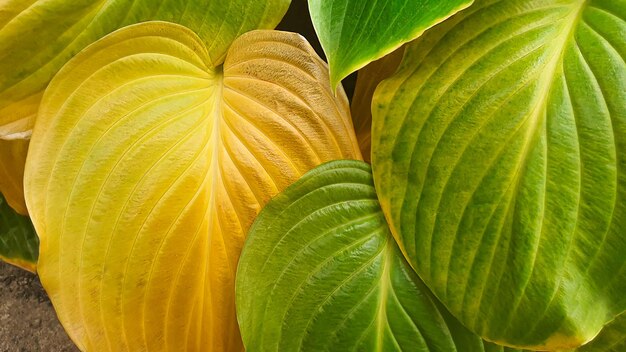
top-left (372, 0), bottom-right (626, 349)
top-left (0, 0), bottom-right (291, 212)
top-left (0, 0), bottom-right (290, 130)
top-left (24, 22), bottom-right (361, 351)
top-left (308, 0), bottom-right (474, 88)
top-left (351, 47), bottom-right (405, 161)
top-left (0, 192), bottom-right (38, 272)
top-left (236, 160), bottom-right (521, 352)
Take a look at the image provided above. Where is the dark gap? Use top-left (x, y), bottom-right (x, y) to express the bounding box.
top-left (277, 1), bottom-right (358, 101)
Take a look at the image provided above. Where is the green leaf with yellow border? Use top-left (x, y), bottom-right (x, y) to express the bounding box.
top-left (372, 0), bottom-right (626, 349)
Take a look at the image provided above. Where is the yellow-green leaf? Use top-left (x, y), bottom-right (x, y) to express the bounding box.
top-left (24, 22), bottom-right (361, 351)
top-left (372, 0), bottom-right (626, 349)
top-left (578, 311), bottom-right (626, 352)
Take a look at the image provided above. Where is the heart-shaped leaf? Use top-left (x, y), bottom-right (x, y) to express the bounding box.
top-left (24, 22), bottom-right (361, 351)
top-left (0, 0), bottom-right (291, 212)
top-left (0, 0), bottom-right (291, 135)
top-left (372, 0), bottom-right (626, 349)
top-left (236, 160), bottom-right (522, 352)
top-left (308, 0), bottom-right (474, 88)
top-left (0, 192), bottom-right (38, 272)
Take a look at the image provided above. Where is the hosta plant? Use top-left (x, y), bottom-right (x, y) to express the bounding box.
top-left (1, 0), bottom-right (625, 351)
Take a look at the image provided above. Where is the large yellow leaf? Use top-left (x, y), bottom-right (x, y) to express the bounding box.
top-left (0, 0), bottom-right (291, 215)
top-left (24, 22), bottom-right (361, 351)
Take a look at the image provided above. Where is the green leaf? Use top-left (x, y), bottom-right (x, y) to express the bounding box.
top-left (0, 192), bottom-right (38, 272)
top-left (578, 311), bottom-right (626, 352)
top-left (371, 0), bottom-right (626, 350)
top-left (308, 0), bottom-right (474, 88)
top-left (0, 0), bottom-right (290, 138)
top-left (236, 160), bottom-right (522, 352)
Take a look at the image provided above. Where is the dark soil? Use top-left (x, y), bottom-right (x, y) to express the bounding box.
top-left (0, 261), bottom-right (77, 352)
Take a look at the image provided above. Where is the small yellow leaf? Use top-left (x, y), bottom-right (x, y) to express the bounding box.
top-left (25, 22), bottom-right (361, 351)
top-left (0, 135), bottom-right (30, 215)
top-left (351, 47), bottom-right (404, 162)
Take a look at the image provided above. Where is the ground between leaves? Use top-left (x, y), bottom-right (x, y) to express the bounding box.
top-left (0, 261), bottom-right (76, 352)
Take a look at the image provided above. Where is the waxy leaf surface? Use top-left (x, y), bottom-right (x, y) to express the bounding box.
top-left (237, 160), bottom-right (521, 352)
top-left (372, 0), bottom-right (626, 349)
top-left (24, 22), bottom-right (361, 352)
top-left (308, 0), bottom-right (474, 88)
top-left (0, 192), bottom-right (37, 272)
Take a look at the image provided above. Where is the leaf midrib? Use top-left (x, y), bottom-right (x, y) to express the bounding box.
top-left (493, 0), bottom-right (590, 342)
top-left (196, 66), bottom-right (225, 349)
top-left (503, 0), bottom-right (588, 227)
top-left (375, 239), bottom-right (395, 352)
top-left (518, 0), bottom-right (587, 153)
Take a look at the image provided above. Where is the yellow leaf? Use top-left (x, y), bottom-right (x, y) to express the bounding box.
top-left (25, 22), bottom-right (361, 351)
top-left (0, 134), bottom-right (30, 215)
top-left (351, 47), bottom-right (404, 162)
top-left (0, 0), bottom-right (291, 218)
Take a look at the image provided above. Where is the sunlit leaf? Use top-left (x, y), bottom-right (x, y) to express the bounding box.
top-left (352, 47), bottom-right (405, 162)
top-left (0, 0), bottom-right (291, 132)
top-left (24, 22), bottom-right (361, 351)
top-left (372, 0), bottom-right (626, 349)
top-left (0, 0), bottom-right (291, 209)
top-left (308, 0), bottom-right (474, 88)
top-left (0, 192), bottom-right (38, 272)
top-left (578, 311), bottom-right (626, 352)
top-left (237, 160), bottom-right (522, 352)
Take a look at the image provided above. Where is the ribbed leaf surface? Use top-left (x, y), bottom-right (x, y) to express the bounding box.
top-left (24, 22), bottom-right (361, 351)
top-left (0, 0), bottom-right (291, 213)
top-left (237, 160), bottom-right (522, 352)
top-left (372, 0), bottom-right (626, 349)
